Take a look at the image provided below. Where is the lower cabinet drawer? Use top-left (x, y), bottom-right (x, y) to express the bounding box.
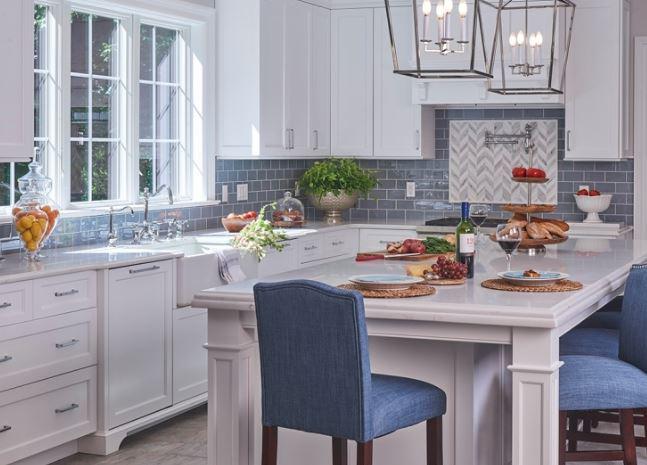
top-left (0, 281), bottom-right (32, 327)
top-left (323, 230), bottom-right (358, 258)
top-left (33, 271), bottom-right (97, 319)
top-left (256, 240), bottom-right (299, 277)
top-left (358, 228), bottom-right (417, 252)
top-left (0, 367), bottom-right (97, 465)
top-left (299, 236), bottom-right (324, 264)
top-left (0, 309), bottom-right (97, 392)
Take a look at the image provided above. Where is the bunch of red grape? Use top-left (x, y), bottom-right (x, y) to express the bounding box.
top-left (430, 255), bottom-right (468, 280)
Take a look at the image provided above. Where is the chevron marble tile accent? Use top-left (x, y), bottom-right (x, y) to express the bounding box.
top-left (449, 120), bottom-right (558, 205)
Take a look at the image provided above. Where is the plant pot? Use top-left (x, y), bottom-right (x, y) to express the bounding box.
top-left (308, 192), bottom-right (358, 225)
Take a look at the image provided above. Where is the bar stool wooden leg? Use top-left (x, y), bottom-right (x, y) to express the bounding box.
top-left (427, 417), bottom-right (443, 465)
top-left (333, 438), bottom-right (348, 465)
top-left (620, 409), bottom-right (637, 465)
top-left (643, 409), bottom-right (647, 453)
top-left (568, 414), bottom-right (579, 452)
top-left (559, 411), bottom-right (568, 465)
top-left (356, 441), bottom-right (373, 465)
top-left (262, 426), bottom-right (278, 465)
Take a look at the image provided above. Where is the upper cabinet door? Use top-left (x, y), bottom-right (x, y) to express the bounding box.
top-left (331, 9), bottom-right (374, 157)
top-left (284, 0), bottom-right (310, 154)
top-left (565, 0), bottom-right (629, 160)
top-left (373, 7), bottom-right (421, 158)
top-left (308, 5), bottom-right (331, 156)
top-left (0, 0), bottom-right (34, 161)
top-left (260, 0), bottom-right (290, 157)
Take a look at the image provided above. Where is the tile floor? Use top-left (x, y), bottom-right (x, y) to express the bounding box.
top-left (53, 405), bottom-right (647, 465)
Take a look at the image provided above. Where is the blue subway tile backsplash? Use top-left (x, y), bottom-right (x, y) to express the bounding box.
top-left (0, 108), bottom-right (633, 253)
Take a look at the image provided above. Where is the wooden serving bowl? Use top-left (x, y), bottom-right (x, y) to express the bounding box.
top-left (221, 217), bottom-right (252, 233)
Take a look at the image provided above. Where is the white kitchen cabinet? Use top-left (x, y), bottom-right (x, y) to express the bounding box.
top-left (217, 0), bottom-right (331, 159)
top-left (0, 0), bottom-right (33, 162)
top-left (331, 8), bottom-right (374, 157)
top-left (105, 260), bottom-right (173, 429)
top-left (308, 4), bottom-right (332, 155)
top-left (172, 306), bottom-right (207, 404)
top-left (0, 367), bottom-right (96, 465)
top-left (565, 0), bottom-right (631, 160)
top-left (374, 7), bottom-right (422, 158)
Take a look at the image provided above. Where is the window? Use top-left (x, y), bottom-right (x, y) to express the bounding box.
top-left (138, 24), bottom-right (183, 196)
top-left (69, 11), bottom-right (121, 203)
top-left (0, 4), bottom-right (49, 208)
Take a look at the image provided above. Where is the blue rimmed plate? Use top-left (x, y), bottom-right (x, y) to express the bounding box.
top-left (348, 274), bottom-right (425, 291)
top-left (498, 271), bottom-right (569, 287)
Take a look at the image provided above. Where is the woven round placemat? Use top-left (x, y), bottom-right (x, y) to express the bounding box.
top-left (481, 279), bottom-right (583, 293)
top-left (338, 283), bottom-right (437, 299)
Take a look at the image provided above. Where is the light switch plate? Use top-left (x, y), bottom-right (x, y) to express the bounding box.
top-left (222, 185), bottom-right (228, 203)
top-left (237, 184), bottom-right (248, 202)
top-left (406, 182), bottom-right (416, 198)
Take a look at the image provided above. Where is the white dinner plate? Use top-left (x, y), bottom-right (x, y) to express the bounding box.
top-left (348, 274), bottom-right (425, 291)
top-left (498, 271), bottom-right (569, 287)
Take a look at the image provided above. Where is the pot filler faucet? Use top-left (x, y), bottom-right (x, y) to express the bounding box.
top-left (484, 123), bottom-right (536, 154)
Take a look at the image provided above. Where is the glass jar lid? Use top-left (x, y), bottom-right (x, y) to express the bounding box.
top-left (17, 158), bottom-right (52, 195)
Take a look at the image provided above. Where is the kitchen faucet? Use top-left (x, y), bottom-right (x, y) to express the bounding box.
top-left (135, 185), bottom-right (174, 244)
top-left (108, 205), bottom-right (134, 247)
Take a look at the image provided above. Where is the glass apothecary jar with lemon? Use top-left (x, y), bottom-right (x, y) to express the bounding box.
top-left (12, 160), bottom-right (60, 261)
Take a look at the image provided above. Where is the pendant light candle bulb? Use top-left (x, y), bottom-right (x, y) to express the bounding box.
top-left (516, 30), bottom-right (525, 46)
top-left (444, 0), bottom-right (454, 13)
top-left (443, 0), bottom-right (453, 39)
top-left (423, 0), bottom-right (433, 16)
top-left (458, 0), bottom-right (468, 42)
top-left (458, 0), bottom-right (468, 17)
top-left (436, 2), bottom-right (445, 43)
top-left (536, 31), bottom-right (543, 46)
top-left (509, 32), bottom-right (517, 47)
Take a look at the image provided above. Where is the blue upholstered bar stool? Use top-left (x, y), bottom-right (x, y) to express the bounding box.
top-left (559, 265), bottom-right (647, 464)
top-left (254, 280), bottom-right (447, 465)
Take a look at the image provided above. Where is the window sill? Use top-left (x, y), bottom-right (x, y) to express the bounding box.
top-left (0, 199), bottom-right (222, 225)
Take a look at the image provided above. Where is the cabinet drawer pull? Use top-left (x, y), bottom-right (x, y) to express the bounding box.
top-left (313, 130), bottom-right (319, 151)
top-left (54, 289), bottom-right (79, 298)
top-left (0, 425), bottom-right (11, 434)
top-left (331, 241), bottom-right (344, 247)
top-left (304, 245), bottom-right (318, 251)
top-left (55, 339), bottom-right (79, 349)
top-left (129, 265), bottom-right (160, 274)
top-left (55, 403), bottom-right (79, 414)
top-left (0, 355), bottom-right (12, 363)
top-left (567, 130), bottom-right (572, 151)
top-left (415, 129), bottom-right (420, 151)
top-left (0, 302), bottom-right (12, 310)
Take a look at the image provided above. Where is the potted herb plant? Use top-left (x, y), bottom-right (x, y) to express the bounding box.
top-left (299, 158), bottom-right (378, 224)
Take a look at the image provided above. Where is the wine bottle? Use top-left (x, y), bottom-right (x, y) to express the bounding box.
top-left (456, 202), bottom-right (476, 279)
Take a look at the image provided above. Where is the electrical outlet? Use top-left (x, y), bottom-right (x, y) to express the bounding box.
top-left (237, 184), bottom-right (248, 202)
top-left (406, 182), bottom-right (416, 198)
top-left (222, 185), bottom-right (228, 203)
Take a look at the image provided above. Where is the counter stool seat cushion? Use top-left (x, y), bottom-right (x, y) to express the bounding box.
top-left (560, 328), bottom-right (619, 358)
top-left (577, 312), bottom-right (622, 331)
top-left (371, 374), bottom-right (447, 439)
top-left (560, 355), bottom-right (647, 411)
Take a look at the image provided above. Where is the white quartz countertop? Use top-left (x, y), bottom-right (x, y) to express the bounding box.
top-left (194, 238), bottom-right (647, 331)
top-left (0, 245), bottom-right (182, 284)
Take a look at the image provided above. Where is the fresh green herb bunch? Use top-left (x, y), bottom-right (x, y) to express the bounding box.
top-left (422, 237), bottom-right (455, 254)
top-left (299, 158), bottom-right (378, 199)
top-left (230, 203), bottom-right (288, 262)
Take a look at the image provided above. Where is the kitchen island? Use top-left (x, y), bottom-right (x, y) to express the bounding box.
top-left (194, 238), bottom-right (647, 465)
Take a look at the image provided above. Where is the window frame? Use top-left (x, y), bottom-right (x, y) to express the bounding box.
top-left (27, 0), bottom-right (214, 214)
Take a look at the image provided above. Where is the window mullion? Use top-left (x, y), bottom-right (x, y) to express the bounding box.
top-left (151, 25), bottom-right (157, 194)
top-left (87, 15), bottom-right (93, 202)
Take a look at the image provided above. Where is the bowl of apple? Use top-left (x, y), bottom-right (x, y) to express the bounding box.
top-left (574, 188), bottom-right (612, 223)
top-left (222, 211), bottom-right (258, 233)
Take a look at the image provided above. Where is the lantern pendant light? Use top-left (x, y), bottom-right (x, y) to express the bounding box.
top-left (487, 0), bottom-right (576, 95)
top-left (384, 0), bottom-right (498, 79)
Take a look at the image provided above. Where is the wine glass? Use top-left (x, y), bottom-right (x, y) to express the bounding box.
top-left (495, 224), bottom-right (522, 272)
top-left (470, 204), bottom-right (490, 242)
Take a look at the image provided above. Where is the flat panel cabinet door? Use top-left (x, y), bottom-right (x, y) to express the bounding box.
top-left (260, 0), bottom-right (289, 157)
top-left (565, 0), bottom-right (623, 160)
top-left (0, 0), bottom-right (33, 161)
top-left (284, 0), bottom-right (310, 155)
top-left (374, 7), bottom-right (421, 158)
top-left (106, 261), bottom-right (173, 429)
top-left (331, 9), bottom-right (374, 157)
top-left (172, 307), bottom-right (207, 404)
top-left (309, 5), bottom-right (331, 156)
